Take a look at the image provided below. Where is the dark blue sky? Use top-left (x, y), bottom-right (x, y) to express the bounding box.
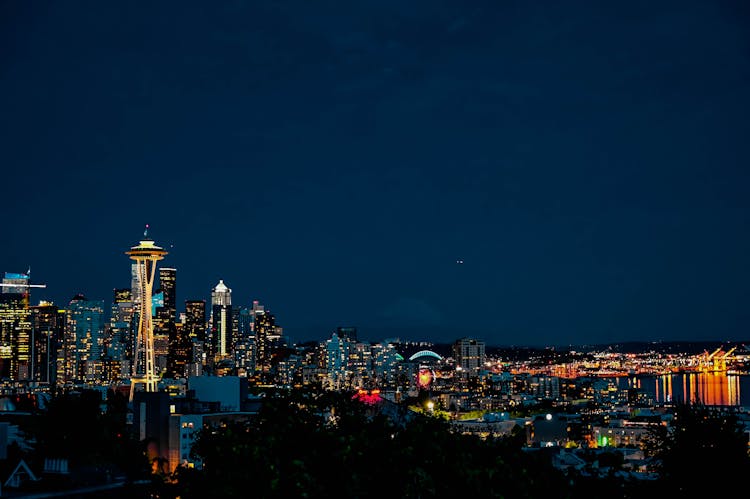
top-left (2, 1), bottom-right (749, 346)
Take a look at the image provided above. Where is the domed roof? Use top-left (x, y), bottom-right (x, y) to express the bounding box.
top-left (213, 279), bottom-right (231, 293)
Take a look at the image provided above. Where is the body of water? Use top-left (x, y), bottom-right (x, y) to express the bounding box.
top-left (614, 372), bottom-right (750, 407)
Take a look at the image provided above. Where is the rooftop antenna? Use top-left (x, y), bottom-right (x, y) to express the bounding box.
top-left (144, 224), bottom-right (149, 238)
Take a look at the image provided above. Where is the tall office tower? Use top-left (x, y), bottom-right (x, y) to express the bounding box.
top-left (110, 288), bottom-right (134, 363)
top-left (157, 268), bottom-right (176, 322)
top-left (65, 294), bottom-right (105, 381)
top-left (210, 280), bottom-right (233, 363)
top-left (254, 310), bottom-right (277, 373)
top-left (233, 307), bottom-right (254, 373)
top-left (0, 273), bottom-right (34, 380)
top-left (236, 307), bottom-right (253, 341)
top-left (131, 264), bottom-right (142, 313)
top-left (30, 301), bottom-right (65, 385)
top-left (211, 280), bottom-right (231, 306)
top-left (184, 300), bottom-right (206, 341)
top-left (153, 268), bottom-right (177, 377)
top-left (184, 300), bottom-right (206, 376)
top-left (126, 228), bottom-right (168, 401)
top-left (167, 322), bottom-right (190, 378)
top-left (452, 337), bottom-right (485, 374)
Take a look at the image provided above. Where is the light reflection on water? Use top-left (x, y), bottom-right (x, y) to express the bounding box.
top-left (615, 373), bottom-right (750, 406)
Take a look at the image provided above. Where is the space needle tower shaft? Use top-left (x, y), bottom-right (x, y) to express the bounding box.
top-left (126, 225), bottom-right (168, 402)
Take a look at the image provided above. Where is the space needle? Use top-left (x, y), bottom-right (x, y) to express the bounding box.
top-left (126, 225), bottom-right (168, 402)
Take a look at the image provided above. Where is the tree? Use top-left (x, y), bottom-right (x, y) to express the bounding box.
top-left (644, 401), bottom-right (750, 494)
top-left (167, 390), bottom-right (573, 499)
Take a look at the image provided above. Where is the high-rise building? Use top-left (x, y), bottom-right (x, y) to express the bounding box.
top-left (154, 268), bottom-right (177, 377)
top-left (452, 337), bottom-right (485, 374)
top-left (30, 301), bottom-right (65, 385)
top-left (234, 307), bottom-right (255, 374)
top-left (110, 288), bottom-right (134, 366)
top-left (371, 341), bottom-right (401, 388)
top-left (65, 294), bottom-right (105, 382)
top-left (157, 268), bottom-right (177, 323)
top-left (348, 341), bottom-right (372, 388)
top-left (254, 310), bottom-right (278, 373)
top-left (211, 280), bottom-right (231, 307)
top-left (167, 322), bottom-right (190, 378)
top-left (210, 280), bottom-right (233, 363)
top-left (131, 264), bottom-right (142, 313)
top-left (184, 300), bottom-right (206, 341)
top-left (325, 331), bottom-right (351, 389)
top-left (0, 275), bottom-right (32, 380)
top-left (0, 271), bottom-right (49, 380)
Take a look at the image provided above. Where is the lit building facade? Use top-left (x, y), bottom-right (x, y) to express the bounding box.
top-left (254, 310), bottom-right (279, 373)
top-left (110, 288), bottom-right (134, 369)
top-left (184, 300), bottom-right (206, 341)
top-left (157, 268), bottom-right (177, 322)
top-left (30, 302), bottom-right (65, 385)
top-left (65, 294), bottom-right (105, 382)
top-left (453, 337), bottom-right (486, 374)
top-left (209, 280), bottom-right (232, 363)
top-left (0, 288), bottom-right (31, 380)
top-left (324, 331), bottom-right (351, 389)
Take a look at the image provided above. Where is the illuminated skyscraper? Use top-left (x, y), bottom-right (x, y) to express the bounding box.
top-left (0, 289), bottom-right (30, 380)
top-left (65, 294), bottom-right (105, 381)
top-left (0, 272), bottom-right (45, 380)
top-left (254, 310), bottom-right (279, 373)
top-left (154, 268), bottom-right (177, 377)
top-left (126, 227), bottom-right (168, 401)
top-left (210, 280), bottom-right (232, 363)
top-left (167, 321), bottom-right (190, 378)
top-left (110, 288), bottom-right (134, 365)
top-left (184, 300), bottom-right (206, 341)
top-left (30, 301), bottom-right (65, 385)
top-left (211, 280), bottom-right (231, 306)
top-left (131, 264), bottom-right (142, 313)
top-left (157, 268), bottom-right (176, 322)
top-left (234, 306), bottom-right (254, 373)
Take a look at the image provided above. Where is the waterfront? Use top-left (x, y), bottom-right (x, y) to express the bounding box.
top-left (616, 372), bottom-right (750, 407)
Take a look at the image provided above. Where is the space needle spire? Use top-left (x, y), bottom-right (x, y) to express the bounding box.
top-left (126, 225), bottom-right (168, 402)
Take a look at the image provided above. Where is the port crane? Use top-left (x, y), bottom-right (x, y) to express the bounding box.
top-left (714, 347), bottom-right (737, 372)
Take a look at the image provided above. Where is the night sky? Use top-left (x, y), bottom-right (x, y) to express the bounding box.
top-left (2, 1), bottom-right (749, 347)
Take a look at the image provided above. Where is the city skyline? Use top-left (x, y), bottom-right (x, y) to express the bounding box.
top-left (2, 1), bottom-right (750, 346)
